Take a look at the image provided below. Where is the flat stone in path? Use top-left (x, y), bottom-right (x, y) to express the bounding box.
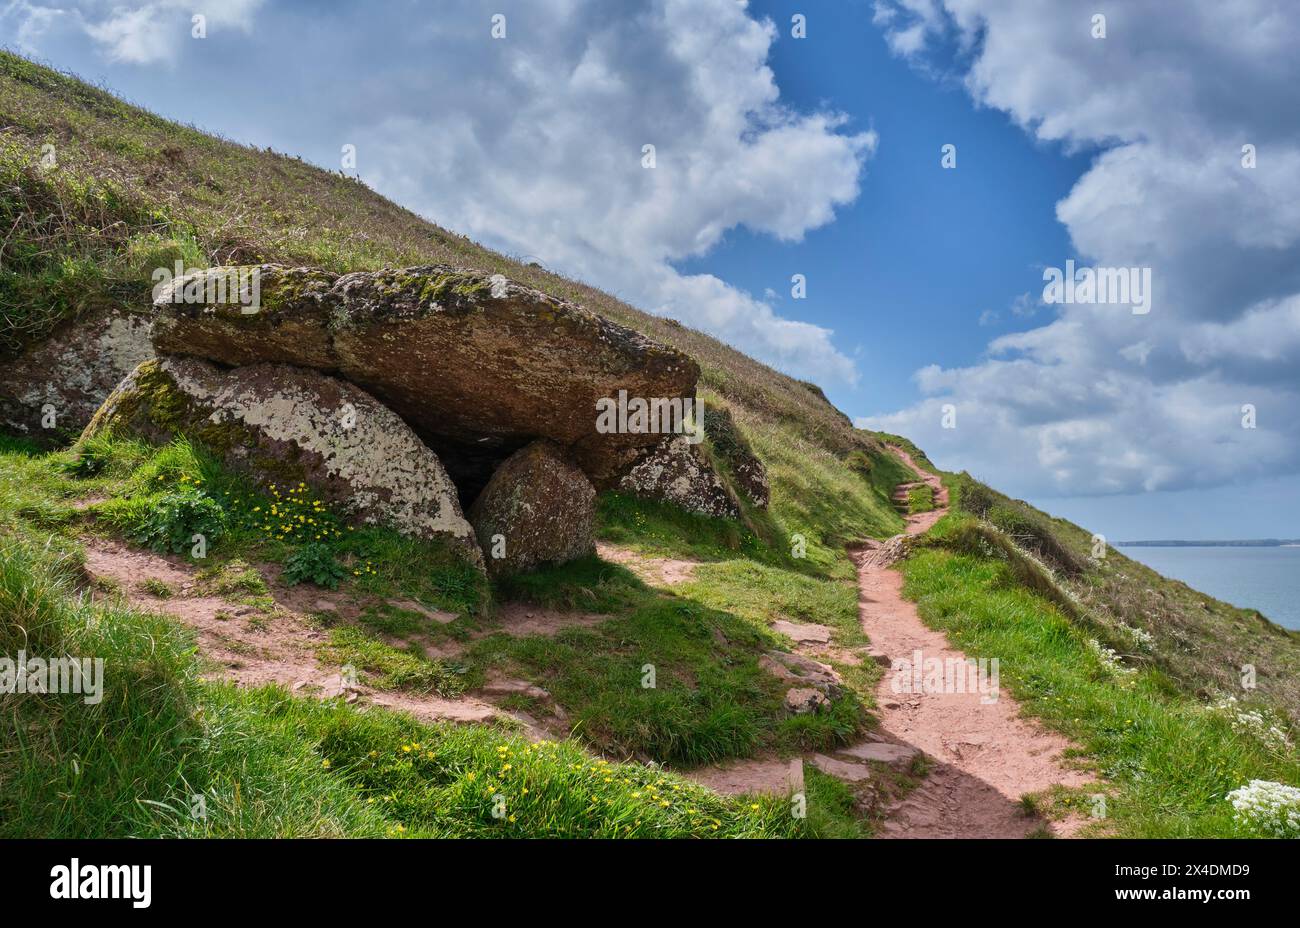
top-left (811, 754), bottom-right (874, 783)
top-left (771, 619), bottom-right (833, 644)
top-left (685, 758), bottom-right (805, 797)
top-left (838, 741), bottom-right (919, 768)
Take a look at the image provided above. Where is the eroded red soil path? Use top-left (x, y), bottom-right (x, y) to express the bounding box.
top-left (78, 537), bottom-right (578, 739)
top-left (856, 447), bottom-right (1092, 837)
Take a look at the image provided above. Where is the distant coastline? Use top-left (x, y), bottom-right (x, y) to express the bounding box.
top-left (1117, 539), bottom-right (1300, 548)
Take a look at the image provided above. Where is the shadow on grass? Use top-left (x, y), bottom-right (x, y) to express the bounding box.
top-left (477, 553), bottom-right (866, 769)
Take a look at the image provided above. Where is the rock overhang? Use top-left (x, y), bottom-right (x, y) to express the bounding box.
top-left (151, 264), bottom-right (701, 495)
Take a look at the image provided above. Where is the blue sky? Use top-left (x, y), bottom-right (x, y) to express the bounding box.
top-left (683, 0), bottom-right (1095, 414)
top-left (5, 0), bottom-right (1299, 540)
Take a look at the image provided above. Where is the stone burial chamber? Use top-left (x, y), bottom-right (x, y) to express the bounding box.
top-left (150, 264), bottom-right (700, 497)
top-left (97, 263), bottom-right (764, 576)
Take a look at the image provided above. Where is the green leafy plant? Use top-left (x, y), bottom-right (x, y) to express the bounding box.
top-left (283, 542), bottom-right (346, 590)
top-left (62, 439), bottom-right (111, 478)
top-left (125, 487), bottom-right (226, 554)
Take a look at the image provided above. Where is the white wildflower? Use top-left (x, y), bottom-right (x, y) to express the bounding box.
top-left (1087, 638), bottom-right (1134, 676)
top-left (1226, 780), bottom-right (1300, 838)
top-left (1206, 696), bottom-right (1295, 754)
top-left (1116, 621), bottom-right (1155, 652)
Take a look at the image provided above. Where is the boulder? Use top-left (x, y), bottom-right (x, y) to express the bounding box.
top-left (760, 650), bottom-right (844, 699)
top-left (0, 307), bottom-right (153, 444)
top-left (468, 440), bottom-right (595, 577)
top-left (617, 435), bottom-right (740, 519)
top-left (150, 265), bottom-right (699, 492)
top-left (785, 687), bottom-right (830, 715)
top-left (82, 356), bottom-right (481, 565)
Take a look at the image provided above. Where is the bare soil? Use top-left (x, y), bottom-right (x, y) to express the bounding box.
top-left (78, 537), bottom-right (558, 736)
top-left (860, 447), bottom-right (1093, 837)
top-left (595, 541), bottom-right (700, 586)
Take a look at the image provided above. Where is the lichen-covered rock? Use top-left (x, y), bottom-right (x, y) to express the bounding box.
top-left (784, 687), bottom-right (830, 715)
top-left (702, 404), bottom-right (769, 507)
top-left (83, 356), bottom-right (481, 565)
top-left (468, 440), bottom-right (595, 577)
top-left (0, 308), bottom-right (153, 444)
top-left (760, 651), bottom-right (844, 699)
top-left (617, 436), bottom-right (740, 519)
top-left (150, 265), bottom-right (699, 489)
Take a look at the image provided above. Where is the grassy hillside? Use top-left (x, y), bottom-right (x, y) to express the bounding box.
top-left (888, 462), bottom-right (1300, 836)
top-left (0, 50), bottom-right (868, 457)
top-left (2, 51), bottom-right (1297, 839)
top-left (0, 51), bottom-right (910, 838)
top-left (0, 44), bottom-right (906, 573)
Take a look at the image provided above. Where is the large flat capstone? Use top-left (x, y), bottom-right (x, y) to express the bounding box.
top-left (150, 265), bottom-right (700, 491)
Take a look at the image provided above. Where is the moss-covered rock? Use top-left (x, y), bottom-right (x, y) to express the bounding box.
top-left (150, 265), bottom-right (337, 367)
top-left (84, 356), bottom-right (483, 567)
top-left (702, 404), bottom-right (769, 508)
top-left (150, 264), bottom-right (699, 487)
top-left (468, 440), bottom-right (595, 577)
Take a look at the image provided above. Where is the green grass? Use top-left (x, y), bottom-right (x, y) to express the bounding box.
top-left (355, 602), bottom-right (473, 645)
top-left (883, 472), bottom-right (1300, 836)
top-left (906, 484), bottom-right (935, 514)
top-left (871, 433), bottom-right (939, 475)
top-left (0, 539), bottom-right (203, 837)
top-left (801, 767), bottom-right (875, 838)
top-left (59, 434), bottom-right (490, 618)
top-left (749, 421), bottom-right (905, 568)
top-left (0, 531), bottom-right (839, 838)
top-left (598, 491), bottom-right (774, 564)
top-left (463, 546), bottom-right (872, 767)
top-left (194, 558), bottom-right (271, 602)
top-left (7, 49), bottom-right (1298, 840)
top-left (494, 551), bottom-right (647, 615)
top-left (2, 436), bottom-right (872, 776)
top-left (466, 584), bottom-right (864, 768)
top-left (140, 577), bottom-right (174, 598)
top-left (319, 627), bottom-right (467, 697)
top-left (684, 559), bottom-right (862, 642)
top-left (0, 50), bottom-right (922, 831)
top-left (944, 472), bottom-right (1300, 725)
top-left (898, 526), bottom-right (1300, 837)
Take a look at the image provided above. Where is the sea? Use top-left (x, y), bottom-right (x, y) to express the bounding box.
top-left (1120, 545), bottom-right (1300, 631)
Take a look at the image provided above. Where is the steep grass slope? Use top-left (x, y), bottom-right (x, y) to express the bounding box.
top-left (885, 457), bottom-right (1300, 836)
top-left (0, 53), bottom-right (908, 836)
top-left (3, 52), bottom-right (1297, 839)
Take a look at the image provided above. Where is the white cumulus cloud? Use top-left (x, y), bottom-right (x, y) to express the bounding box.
top-left (353, 0), bottom-right (875, 385)
top-left (863, 0), bottom-right (1300, 497)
